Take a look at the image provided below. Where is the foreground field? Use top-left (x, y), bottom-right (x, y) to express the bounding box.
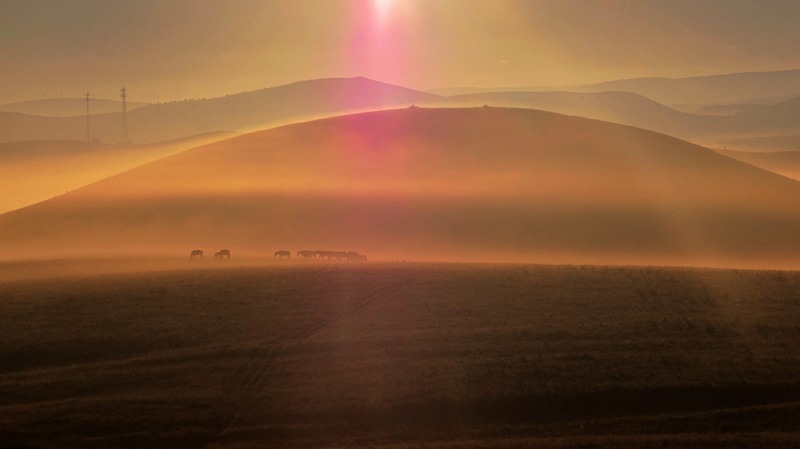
top-left (2, 262), bottom-right (800, 448)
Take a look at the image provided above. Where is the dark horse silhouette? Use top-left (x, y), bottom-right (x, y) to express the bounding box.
top-left (190, 249), bottom-right (204, 259)
top-left (316, 250), bottom-right (332, 260)
top-left (274, 250), bottom-right (291, 259)
top-left (316, 250), bottom-right (347, 260)
top-left (315, 250), bottom-right (363, 261)
top-left (296, 250), bottom-right (317, 259)
top-left (214, 249), bottom-right (231, 260)
top-left (347, 252), bottom-right (368, 262)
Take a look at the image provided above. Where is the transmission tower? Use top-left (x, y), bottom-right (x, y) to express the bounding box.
top-left (85, 92), bottom-right (90, 143)
top-left (120, 85), bottom-right (130, 144)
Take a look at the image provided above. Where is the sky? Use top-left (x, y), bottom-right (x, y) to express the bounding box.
top-left (1, 0), bottom-right (800, 104)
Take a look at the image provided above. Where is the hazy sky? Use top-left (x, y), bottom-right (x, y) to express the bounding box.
top-left (2, 0), bottom-right (799, 103)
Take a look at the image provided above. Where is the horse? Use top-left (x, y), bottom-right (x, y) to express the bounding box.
top-left (347, 252), bottom-right (368, 262)
top-left (315, 250), bottom-right (349, 261)
top-left (316, 250), bottom-right (333, 260)
top-left (190, 249), bottom-right (204, 259)
top-left (274, 250), bottom-right (291, 259)
top-left (214, 249), bottom-right (231, 260)
top-left (296, 250), bottom-right (317, 259)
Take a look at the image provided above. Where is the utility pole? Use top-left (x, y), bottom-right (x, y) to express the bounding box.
top-left (85, 92), bottom-right (90, 143)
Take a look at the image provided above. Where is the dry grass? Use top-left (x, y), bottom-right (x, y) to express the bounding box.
top-left (7, 108), bottom-right (800, 265)
top-left (2, 262), bottom-right (800, 448)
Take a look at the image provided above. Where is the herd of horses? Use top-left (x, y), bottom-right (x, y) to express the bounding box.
top-left (190, 249), bottom-right (230, 260)
top-left (293, 250), bottom-right (368, 262)
top-left (189, 249), bottom-right (367, 262)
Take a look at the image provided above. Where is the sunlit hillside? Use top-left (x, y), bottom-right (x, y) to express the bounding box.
top-left (2, 107), bottom-right (800, 267)
top-left (0, 133), bottom-right (233, 213)
top-left (440, 91), bottom-right (720, 138)
top-left (716, 148), bottom-right (800, 182)
top-left (702, 134), bottom-right (800, 153)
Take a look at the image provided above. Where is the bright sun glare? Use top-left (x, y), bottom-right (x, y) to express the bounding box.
top-left (373, 0), bottom-right (395, 21)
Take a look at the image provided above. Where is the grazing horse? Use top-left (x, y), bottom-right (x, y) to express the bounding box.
top-left (315, 250), bottom-right (351, 261)
top-left (296, 250), bottom-right (317, 259)
top-left (274, 250), bottom-right (291, 259)
top-left (347, 252), bottom-right (368, 262)
top-left (190, 249), bottom-right (204, 259)
top-left (316, 250), bottom-right (333, 260)
top-left (214, 249), bottom-right (231, 260)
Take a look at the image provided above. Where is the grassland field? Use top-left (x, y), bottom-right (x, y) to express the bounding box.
top-left (2, 260), bottom-right (800, 448)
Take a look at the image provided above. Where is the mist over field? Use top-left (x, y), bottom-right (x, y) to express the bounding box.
top-left (0, 132), bottom-right (232, 214)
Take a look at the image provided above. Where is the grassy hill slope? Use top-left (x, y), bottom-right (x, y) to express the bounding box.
top-left (440, 91), bottom-right (721, 138)
top-left (0, 133), bottom-right (233, 214)
top-left (717, 149), bottom-right (800, 182)
top-left (2, 107), bottom-right (800, 266)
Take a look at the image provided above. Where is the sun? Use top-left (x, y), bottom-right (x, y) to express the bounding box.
top-left (372, 0), bottom-right (395, 21)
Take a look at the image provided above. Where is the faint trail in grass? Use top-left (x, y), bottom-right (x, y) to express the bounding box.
top-left (206, 272), bottom-right (424, 448)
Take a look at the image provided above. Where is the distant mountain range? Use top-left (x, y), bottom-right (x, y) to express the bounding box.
top-left (3, 107), bottom-right (800, 266)
top-left (1, 72), bottom-right (798, 148)
top-left (0, 78), bottom-right (439, 143)
top-left (0, 98), bottom-right (147, 117)
top-left (430, 69), bottom-right (800, 106)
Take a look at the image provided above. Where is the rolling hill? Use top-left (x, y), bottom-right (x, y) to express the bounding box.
top-left (737, 95), bottom-right (800, 130)
top-left (2, 107), bottom-right (800, 267)
top-left (439, 90), bottom-right (721, 138)
top-left (0, 133), bottom-right (233, 214)
top-left (571, 69), bottom-right (800, 106)
top-left (702, 134), bottom-right (800, 153)
top-left (0, 78), bottom-right (440, 143)
top-left (677, 93), bottom-right (800, 115)
top-left (694, 103), bottom-right (762, 117)
top-left (693, 96), bottom-right (800, 149)
top-left (437, 90), bottom-right (800, 142)
top-left (716, 149), bottom-right (800, 182)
